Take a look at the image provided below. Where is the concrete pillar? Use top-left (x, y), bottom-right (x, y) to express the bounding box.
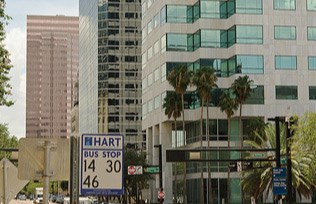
top-left (160, 122), bottom-right (173, 204)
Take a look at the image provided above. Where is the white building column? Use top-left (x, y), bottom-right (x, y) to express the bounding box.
top-left (160, 122), bottom-right (173, 204)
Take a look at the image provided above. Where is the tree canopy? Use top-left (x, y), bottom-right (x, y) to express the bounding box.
top-left (0, 0), bottom-right (13, 107)
top-left (0, 123), bottom-right (18, 159)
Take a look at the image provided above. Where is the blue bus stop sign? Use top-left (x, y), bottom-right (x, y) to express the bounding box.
top-left (272, 168), bottom-right (287, 195)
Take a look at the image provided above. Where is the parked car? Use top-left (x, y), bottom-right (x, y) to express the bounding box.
top-left (18, 194), bottom-right (27, 200)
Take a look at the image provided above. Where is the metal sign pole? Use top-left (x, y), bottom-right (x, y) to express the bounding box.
top-left (43, 141), bottom-right (52, 204)
top-left (2, 159), bottom-right (7, 204)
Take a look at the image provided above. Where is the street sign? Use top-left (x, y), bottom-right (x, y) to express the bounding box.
top-left (272, 167), bottom-right (287, 195)
top-left (281, 156), bottom-right (287, 165)
top-left (0, 158), bottom-right (29, 203)
top-left (80, 134), bottom-right (124, 196)
top-left (18, 138), bottom-right (70, 180)
top-left (128, 165), bottom-right (143, 175)
top-left (143, 166), bottom-right (160, 174)
top-left (251, 152), bottom-right (267, 158)
top-left (158, 190), bottom-right (165, 200)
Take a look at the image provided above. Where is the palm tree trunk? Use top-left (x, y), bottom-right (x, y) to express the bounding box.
top-left (181, 93), bottom-right (187, 204)
top-left (239, 104), bottom-right (243, 204)
top-left (207, 98), bottom-right (212, 204)
top-left (227, 117), bottom-right (231, 204)
top-left (200, 98), bottom-right (204, 204)
top-left (239, 104), bottom-right (243, 148)
top-left (174, 117), bottom-right (178, 204)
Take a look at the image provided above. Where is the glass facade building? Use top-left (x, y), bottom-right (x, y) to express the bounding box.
top-left (26, 15), bottom-right (79, 138)
top-left (142, 0), bottom-right (316, 203)
top-left (79, 0), bottom-right (143, 147)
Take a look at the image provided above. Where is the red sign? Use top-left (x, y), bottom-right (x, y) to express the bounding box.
top-left (128, 165), bottom-right (136, 175)
top-left (158, 190), bottom-right (165, 199)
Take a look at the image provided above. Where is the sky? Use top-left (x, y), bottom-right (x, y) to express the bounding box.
top-left (0, 0), bottom-right (79, 138)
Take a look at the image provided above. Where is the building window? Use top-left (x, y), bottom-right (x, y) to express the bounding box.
top-left (154, 40), bottom-right (160, 55)
top-left (236, 0), bottom-right (262, 14)
top-left (276, 86), bottom-right (298, 100)
top-left (147, 46), bottom-right (153, 60)
top-left (142, 103), bottom-right (147, 118)
top-left (236, 25), bottom-right (263, 44)
top-left (274, 0), bottom-right (296, 10)
top-left (161, 64), bottom-right (167, 81)
top-left (309, 86), bottom-right (316, 99)
top-left (308, 56), bottom-right (316, 70)
top-left (235, 55), bottom-right (264, 74)
top-left (160, 6), bottom-right (166, 25)
top-left (161, 35), bottom-right (166, 53)
top-left (275, 56), bottom-right (297, 70)
top-left (167, 33), bottom-right (191, 51)
top-left (166, 5), bottom-right (189, 23)
top-left (154, 68), bottom-right (160, 82)
top-left (154, 95), bottom-right (161, 109)
top-left (201, 30), bottom-right (220, 48)
top-left (147, 20), bottom-right (153, 34)
top-left (161, 92), bottom-right (166, 106)
top-left (148, 99), bottom-right (153, 112)
top-left (142, 26), bottom-right (147, 41)
top-left (148, 73), bottom-right (153, 87)
top-left (274, 26), bottom-right (296, 40)
top-left (307, 0), bottom-right (316, 11)
top-left (142, 77), bottom-right (147, 92)
top-left (307, 27), bottom-right (316, 40)
top-left (153, 14), bottom-right (159, 28)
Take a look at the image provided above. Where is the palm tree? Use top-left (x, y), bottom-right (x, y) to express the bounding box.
top-left (218, 90), bottom-right (238, 203)
top-left (192, 67), bottom-right (218, 204)
top-left (167, 64), bottom-right (191, 204)
top-left (231, 75), bottom-right (254, 148)
top-left (241, 123), bottom-right (316, 202)
top-left (163, 91), bottom-right (182, 203)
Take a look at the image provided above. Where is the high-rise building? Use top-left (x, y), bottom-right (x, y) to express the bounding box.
top-left (79, 1), bottom-right (143, 147)
top-left (142, 0), bottom-right (316, 203)
top-left (26, 15), bottom-right (79, 138)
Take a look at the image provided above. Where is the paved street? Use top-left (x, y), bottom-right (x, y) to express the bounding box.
top-left (9, 200), bottom-right (33, 204)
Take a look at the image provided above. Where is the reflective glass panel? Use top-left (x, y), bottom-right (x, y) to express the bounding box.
top-left (276, 86), bottom-right (298, 100)
top-left (274, 26), bottom-right (296, 40)
top-left (275, 56), bottom-right (297, 70)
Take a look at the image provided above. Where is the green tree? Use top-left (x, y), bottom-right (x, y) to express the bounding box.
top-left (0, 0), bottom-right (14, 107)
top-left (231, 75), bottom-right (253, 148)
top-left (167, 64), bottom-right (191, 204)
top-left (0, 123), bottom-right (18, 159)
top-left (163, 91), bottom-right (181, 202)
top-left (123, 148), bottom-right (152, 204)
top-left (241, 123), bottom-right (316, 201)
top-left (218, 90), bottom-right (238, 203)
top-left (192, 67), bottom-right (217, 204)
top-left (292, 113), bottom-right (316, 189)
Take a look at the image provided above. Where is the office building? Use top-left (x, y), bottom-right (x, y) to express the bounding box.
top-left (142, 0), bottom-right (316, 203)
top-left (26, 15), bottom-right (79, 138)
top-left (79, 0), bottom-right (143, 147)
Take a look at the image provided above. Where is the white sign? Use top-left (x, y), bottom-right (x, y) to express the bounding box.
top-left (127, 165), bottom-right (143, 175)
top-left (80, 134), bottom-right (124, 195)
top-left (18, 138), bottom-right (70, 180)
top-left (0, 158), bottom-right (29, 203)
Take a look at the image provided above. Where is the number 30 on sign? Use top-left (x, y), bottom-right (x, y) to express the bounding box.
top-left (80, 134), bottom-right (124, 195)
